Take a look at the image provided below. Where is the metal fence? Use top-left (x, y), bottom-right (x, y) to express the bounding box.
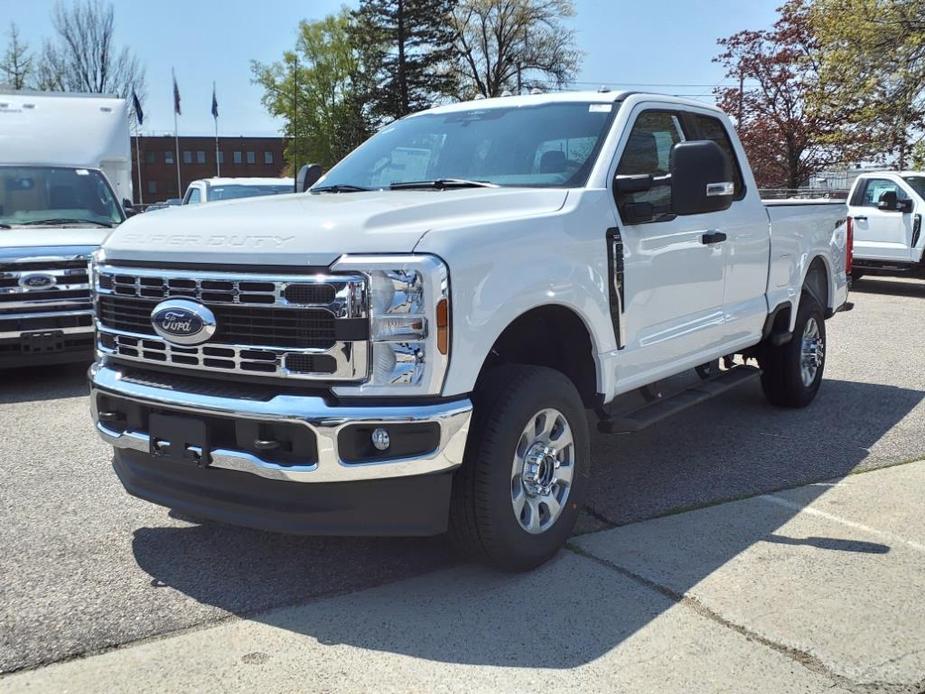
top-left (759, 188), bottom-right (850, 200)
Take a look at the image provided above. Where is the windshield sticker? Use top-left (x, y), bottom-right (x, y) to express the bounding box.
top-left (75, 169), bottom-right (89, 175)
top-left (589, 104), bottom-right (612, 113)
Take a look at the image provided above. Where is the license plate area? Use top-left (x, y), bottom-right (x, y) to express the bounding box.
top-left (149, 412), bottom-right (210, 465)
top-left (21, 330), bottom-right (66, 353)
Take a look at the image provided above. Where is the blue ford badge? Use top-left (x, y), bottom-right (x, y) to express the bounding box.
top-left (150, 299), bottom-right (217, 346)
top-left (19, 273), bottom-right (56, 290)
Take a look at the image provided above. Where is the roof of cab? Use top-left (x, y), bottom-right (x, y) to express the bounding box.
top-left (191, 177), bottom-right (294, 187)
top-left (411, 90), bottom-right (726, 117)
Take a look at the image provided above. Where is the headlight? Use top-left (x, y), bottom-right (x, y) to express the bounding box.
top-left (331, 254), bottom-right (450, 397)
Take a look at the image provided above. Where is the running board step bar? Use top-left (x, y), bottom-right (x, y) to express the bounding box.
top-left (597, 366), bottom-right (761, 434)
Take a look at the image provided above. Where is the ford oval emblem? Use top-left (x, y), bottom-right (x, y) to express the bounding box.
top-left (19, 273), bottom-right (56, 290)
top-left (150, 299), bottom-right (217, 346)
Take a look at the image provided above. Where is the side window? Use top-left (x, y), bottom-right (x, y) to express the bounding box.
top-left (858, 179), bottom-right (908, 208)
top-left (615, 110), bottom-right (684, 222)
top-left (688, 113), bottom-right (745, 198)
top-left (184, 187), bottom-right (201, 204)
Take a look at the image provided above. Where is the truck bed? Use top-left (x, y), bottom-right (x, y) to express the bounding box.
top-left (762, 197), bottom-right (849, 322)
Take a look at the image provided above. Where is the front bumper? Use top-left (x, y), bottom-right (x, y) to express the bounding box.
top-left (90, 362), bottom-right (472, 535)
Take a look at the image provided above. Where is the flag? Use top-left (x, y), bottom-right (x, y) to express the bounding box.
top-left (131, 89), bottom-right (144, 125)
top-left (211, 83), bottom-right (218, 119)
top-left (172, 69), bottom-right (181, 116)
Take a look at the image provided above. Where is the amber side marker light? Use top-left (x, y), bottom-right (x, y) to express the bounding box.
top-left (436, 298), bottom-right (449, 355)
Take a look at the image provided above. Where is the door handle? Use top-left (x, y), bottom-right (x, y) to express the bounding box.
top-left (701, 231), bottom-right (727, 244)
top-left (853, 215), bottom-right (868, 221)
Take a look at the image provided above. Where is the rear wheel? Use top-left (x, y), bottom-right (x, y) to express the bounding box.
top-left (758, 294), bottom-right (826, 408)
top-left (449, 365), bottom-right (590, 571)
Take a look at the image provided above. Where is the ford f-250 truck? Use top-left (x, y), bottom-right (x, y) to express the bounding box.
top-left (846, 171), bottom-right (925, 280)
top-left (89, 92), bottom-right (850, 570)
top-left (1, 91), bottom-right (131, 368)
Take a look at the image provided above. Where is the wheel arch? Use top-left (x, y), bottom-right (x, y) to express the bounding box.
top-left (473, 303), bottom-right (602, 409)
top-left (789, 254), bottom-right (832, 332)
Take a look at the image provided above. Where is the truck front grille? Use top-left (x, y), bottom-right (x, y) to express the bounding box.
top-left (94, 265), bottom-right (369, 382)
top-left (0, 258), bottom-right (94, 339)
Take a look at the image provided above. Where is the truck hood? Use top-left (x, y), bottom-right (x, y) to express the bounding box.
top-left (102, 188), bottom-right (569, 267)
top-left (0, 227), bottom-right (110, 259)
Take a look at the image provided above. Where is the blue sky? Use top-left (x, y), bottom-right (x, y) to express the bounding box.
top-left (2, 0), bottom-right (779, 136)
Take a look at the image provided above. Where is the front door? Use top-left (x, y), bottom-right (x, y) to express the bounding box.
top-left (608, 106), bottom-right (728, 390)
top-left (852, 178), bottom-right (917, 263)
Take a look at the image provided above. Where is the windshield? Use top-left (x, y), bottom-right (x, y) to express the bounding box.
top-left (208, 184), bottom-right (293, 201)
top-left (0, 166), bottom-right (124, 226)
top-left (316, 102), bottom-right (617, 190)
top-left (902, 176), bottom-right (925, 199)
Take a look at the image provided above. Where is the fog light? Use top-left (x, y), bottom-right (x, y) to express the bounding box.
top-left (371, 427), bottom-right (391, 451)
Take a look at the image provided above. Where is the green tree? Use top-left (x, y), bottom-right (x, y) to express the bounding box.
top-left (354, 0), bottom-right (458, 122)
top-left (252, 11), bottom-right (375, 171)
top-left (811, 0), bottom-right (925, 168)
top-left (450, 0), bottom-right (581, 98)
top-left (0, 22), bottom-right (33, 89)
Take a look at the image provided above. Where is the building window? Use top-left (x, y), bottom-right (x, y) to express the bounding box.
top-left (196, 151), bottom-right (206, 164)
top-left (147, 180), bottom-right (157, 194)
top-left (233, 151), bottom-right (242, 164)
top-left (217, 151), bottom-right (224, 164)
top-left (264, 151), bottom-right (274, 165)
top-left (164, 151), bottom-right (174, 164)
top-left (144, 151), bottom-right (155, 164)
top-left (246, 151), bottom-right (256, 164)
top-left (183, 150), bottom-right (192, 164)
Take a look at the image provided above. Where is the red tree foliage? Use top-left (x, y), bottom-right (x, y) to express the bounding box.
top-left (714, 0), bottom-right (866, 189)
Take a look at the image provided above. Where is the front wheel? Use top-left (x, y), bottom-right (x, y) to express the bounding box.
top-left (449, 365), bottom-right (591, 571)
top-left (758, 293), bottom-right (826, 408)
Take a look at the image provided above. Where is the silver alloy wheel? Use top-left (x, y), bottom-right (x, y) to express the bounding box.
top-left (800, 316), bottom-right (824, 387)
top-left (510, 408), bottom-right (574, 534)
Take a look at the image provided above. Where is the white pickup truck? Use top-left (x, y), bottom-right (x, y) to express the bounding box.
top-left (181, 177), bottom-right (295, 205)
top-left (1, 91), bottom-right (130, 369)
top-left (89, 92), bottom-right (850, 570)
top-left (846, 171), bottom-right (925, 279)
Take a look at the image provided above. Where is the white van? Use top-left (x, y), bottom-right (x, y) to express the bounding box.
top-left (0, 91), bottom-right (131, 368)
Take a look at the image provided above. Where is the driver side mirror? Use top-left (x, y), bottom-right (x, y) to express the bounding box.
top-left (878, 191), bottom-right (899, 211)
top-left (296, 163), bottom-right (323, 193)
top-left (670, 140), bottom-right (735, 216)
top-left (122, 198), bottom-right (137, 217)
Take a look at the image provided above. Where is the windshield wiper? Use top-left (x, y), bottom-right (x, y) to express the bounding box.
top-left (389, 178), bottom-right (497, 190)
top-left (311, 184), bottom-right (373, 193)
top-left (18, 218), bottom-right (113, 228)
top-left (0, 223), bottom-right (11, 229)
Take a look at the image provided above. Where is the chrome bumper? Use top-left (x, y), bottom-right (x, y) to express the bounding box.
top-left (89, 363), bottom-right (472, 484)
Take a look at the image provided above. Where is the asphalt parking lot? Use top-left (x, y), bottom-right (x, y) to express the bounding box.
top-left (2, 276), bottom-right (924, 688)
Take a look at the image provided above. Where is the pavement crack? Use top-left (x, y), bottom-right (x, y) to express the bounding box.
top-left (565, 542), bottom-right (922, 694)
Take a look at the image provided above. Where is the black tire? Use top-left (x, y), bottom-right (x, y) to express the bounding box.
top-left (758, 293), bottom-right (826, 408)
top-left (448, 365), bottom-right (591, 571)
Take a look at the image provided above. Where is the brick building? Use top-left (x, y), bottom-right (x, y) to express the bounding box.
top-left (131, 135), bottom-right (288, 203)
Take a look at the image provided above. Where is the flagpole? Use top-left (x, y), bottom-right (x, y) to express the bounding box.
top-left (135, 125), bottom-right (144, 205)
top-left (174, 108), bottom-right (181, 196)
top-left (173, 68), bottom-right (181, 197)
top-left (213, 82), bottom-right (220, 177)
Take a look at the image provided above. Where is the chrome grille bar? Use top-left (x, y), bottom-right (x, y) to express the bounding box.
top-left (94, 265), bottom-right (370, 382)
top-left (0, 256), bottom-right (93, 336)
top-left (95, 265), bottom-right (366, 316)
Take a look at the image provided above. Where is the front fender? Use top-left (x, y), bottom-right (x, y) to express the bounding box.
top-left (415, 200), bottom-right (617, 399)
